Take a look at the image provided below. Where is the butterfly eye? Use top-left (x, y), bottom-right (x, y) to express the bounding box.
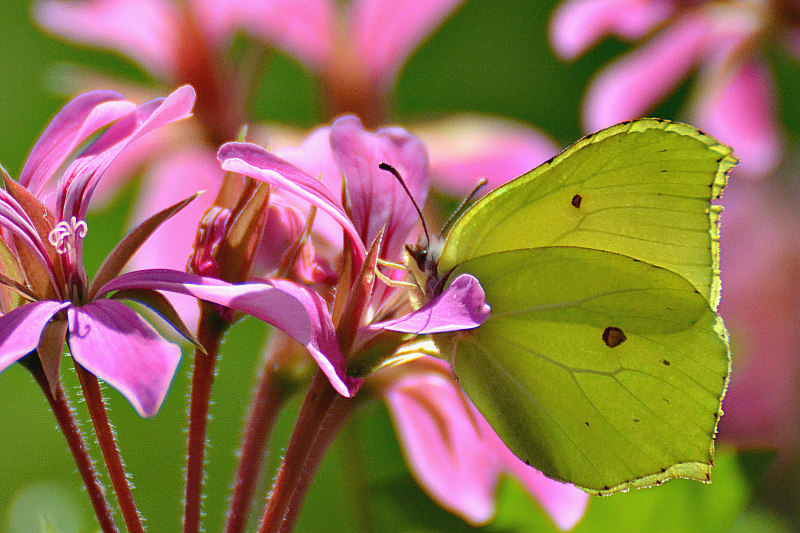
top-left (415, 249), bottom-right (428, 271)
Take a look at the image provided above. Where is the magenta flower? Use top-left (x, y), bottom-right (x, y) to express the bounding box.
top-left (550, 0), bottom-right (799, 177)
top-left (0, 87), bottom-right (358, 418)
top-left (217, 115), bottom-right (588, 528)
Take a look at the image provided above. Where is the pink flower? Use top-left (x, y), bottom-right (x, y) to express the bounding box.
top-left (0, 87), bottom-right (359, 417)
top-left (550, 0), bottom-right (799, 177)
top-left (217, 116), bottom-right (588, 528)
top-left (378, 356), bottom-right (589, 529)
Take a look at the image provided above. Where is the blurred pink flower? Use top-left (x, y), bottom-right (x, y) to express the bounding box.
top-left (35, 0), bottom-right (559, 197)
top-left (550, 0), bottom-right (800, 177)
top-left (716, 178), bottom-right (800, 451)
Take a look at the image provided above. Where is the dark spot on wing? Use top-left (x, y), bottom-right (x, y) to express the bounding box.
top-left (633, 418), bottom-right (640, 423)
top-left (571, 194), bottom-right (582, 208)
top-left (662, 359), bottom-right (671, 366)
top-left (584, 421), bottom-right (590, 427)
top-left (602, 326), bottom-right (626, 347)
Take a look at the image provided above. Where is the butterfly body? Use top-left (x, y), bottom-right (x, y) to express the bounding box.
top-left (418, 119), bottom-right (735, 494)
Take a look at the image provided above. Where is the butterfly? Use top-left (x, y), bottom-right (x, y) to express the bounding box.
top-left (407, 118), bottom-right (735, 494)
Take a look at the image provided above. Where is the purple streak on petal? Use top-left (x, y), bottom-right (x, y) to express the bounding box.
top-left (693, 59), bottom-right (780, 178)
top-left (386, 359), bottom-right (588, 528)
top-left (18, 90), bottom-right (135, 197)
top-left (414, 114), bottom-right (559, 197)
top-left (330, 115), bottom-right (429, 264)
top-left (0, 301), bottom-right (70, 374)
top-left (374, 274), bottom-right (490, 334)
top-left (67, 300), bottom-right (181, 417)
top-left (583, 13), bottom-right (710, 131)
top-left (549, 0), bottom-right (673, 59)
top-left (57, 85), bottom-right (196, 223)
top-left (34, 0), bottom-right (181, 79)
top-left (218, 141), bottom-right (366, 265)
top-left (94, 270), bottom-right (359, 397)
top-left (350, 0), bottom-right (463, 86)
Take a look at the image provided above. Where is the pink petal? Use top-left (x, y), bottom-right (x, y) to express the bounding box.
top-left (126, 148), bottom-right (223, 326)
top-left (234, 0), bottom-right (335, 71)
top-left (549, 0), bottom-right (673, 59)
top-left (413, 114), bottom-right (559, 197)
top-left (34, 0), bottom-right (181, 79)
top-left (693, 59), bottom-right (781, 178)
top-left (350, 0), bottom-right (464, 86)
top-left (386, 370), bottom-right (500, 524)
top-left (583, 13), bottom-right (711, 131)
top-left (96, 270), bottom-right (359, 397)
top-left (330, 115), bottom-right (429, 264)
top-left (0, 301), bottom-right (70, 374)
top-left (501, 445), bottom-right (590, 530)
top-left (67, 300), bottom-right (181, 417)
top-left (374, 274), bottom-right (490, 334)
top-left (58, 85), bottom-right (196, 222)
top-left (19, 90), bottom-right (136, 197)
top-left (386, 358), bottom-right (589, 527)
top-left (273, 125), bottom-right (346, 250)
top-left (218, 141), bottom-right (366, 265)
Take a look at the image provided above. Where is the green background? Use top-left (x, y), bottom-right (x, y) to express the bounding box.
top-left (0, 1), bottom-right (797, 532)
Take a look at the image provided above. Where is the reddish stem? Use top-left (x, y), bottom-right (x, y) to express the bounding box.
top-left (258, 372), bottom-right (356, 533)
top-left (183, 305), bottom-right (227, 533)
top-left (29, 366), bottom-right (119, 533)
top-left (74, 363), bottom-right (144, 533)
top-left (224, 365), bottom-right (287, 533)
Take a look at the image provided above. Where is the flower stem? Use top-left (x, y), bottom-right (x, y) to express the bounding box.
top-left (224, 363), bottom-right (287, 533)
top-left (75, 362), bottom-right (144, 533)
top-left (184, 304), bottom-right (227, 533)
top-left (29, 364), bottom-right (119, 533)
top-left (258, 371), bottom-right (356, 533)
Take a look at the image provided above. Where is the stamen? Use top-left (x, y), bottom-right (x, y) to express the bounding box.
top-left (48, 217), bottom-right (88, 255)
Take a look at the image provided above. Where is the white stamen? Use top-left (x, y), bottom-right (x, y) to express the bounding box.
top-left (48, 217), bottom-right (88, 255)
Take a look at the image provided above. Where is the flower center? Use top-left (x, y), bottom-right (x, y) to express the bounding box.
top-left (48, 217), bottom-right (88, 255)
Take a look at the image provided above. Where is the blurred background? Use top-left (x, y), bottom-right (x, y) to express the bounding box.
top-left (0, 0), bottom-right (798, 531)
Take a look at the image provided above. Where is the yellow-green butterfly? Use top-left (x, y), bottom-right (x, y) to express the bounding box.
top-left (409, 118), bottom-right (735, 494)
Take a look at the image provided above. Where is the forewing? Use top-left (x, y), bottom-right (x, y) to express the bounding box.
top-left (438, 119), bottom-right (735, 307)
top-left (445, 247), bottom-right (730, 493)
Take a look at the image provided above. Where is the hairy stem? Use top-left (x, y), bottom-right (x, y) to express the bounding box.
top-left (258, 371), bottom-right (356, 533)
top-left (183, 305), bottom-right (227, 533)
top-left (224, 364), bottom-right (287, 533)
top-left (30, 364), bottom-right (119, 533)
top-left (74, 363), bottom-right (144, 533)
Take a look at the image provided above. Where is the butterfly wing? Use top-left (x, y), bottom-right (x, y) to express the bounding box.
top-left (434, 119), bottom-right (734, 493)
top-left (438, 119), bottom-right (735, 307)
top-left (445, 247), bottom-right (729, 493)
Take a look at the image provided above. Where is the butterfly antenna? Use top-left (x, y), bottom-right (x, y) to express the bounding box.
top-left (378, 162), bottom-right (430, 248)
top-left (440, 177), bottom-right (488, 237)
